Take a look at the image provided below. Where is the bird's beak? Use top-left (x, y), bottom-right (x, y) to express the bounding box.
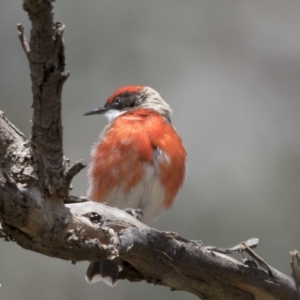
top-left (83, 107), bottom-right (108, 116)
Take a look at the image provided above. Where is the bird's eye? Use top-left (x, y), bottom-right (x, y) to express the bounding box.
top-left (114, 98), bottom-right (120, 105)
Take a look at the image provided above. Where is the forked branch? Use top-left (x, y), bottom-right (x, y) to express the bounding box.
top-left (0, 1), bottom-right (299, 299)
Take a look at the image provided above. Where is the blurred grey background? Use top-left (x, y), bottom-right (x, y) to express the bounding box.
top-left (1, 1), bottom-right (300, 299)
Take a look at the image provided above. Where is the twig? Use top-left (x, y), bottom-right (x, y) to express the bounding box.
top-left (205, 238), bottom-right (259, 254)
top-left (65, 160), bottom-right (86, 182)
top-left (17, 24), bottom-right (30, 59)
top-left (240, 242), bottom-right (273, 276)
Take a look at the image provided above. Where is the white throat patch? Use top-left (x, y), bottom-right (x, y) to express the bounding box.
top-left (104, 109), bottom-right (125, 122)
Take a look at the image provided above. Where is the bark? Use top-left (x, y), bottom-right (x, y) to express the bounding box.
top-left (0, 1), bottom-right (299, 299)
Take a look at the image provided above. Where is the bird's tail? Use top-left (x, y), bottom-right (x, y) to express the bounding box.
top-left (85, 259), bottom-right (119, 286)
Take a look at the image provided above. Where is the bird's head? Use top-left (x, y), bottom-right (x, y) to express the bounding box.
top-left (84, 86), bottom-right (172, 122)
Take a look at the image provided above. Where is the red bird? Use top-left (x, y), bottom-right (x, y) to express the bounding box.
top-left (84, 85), bottom-right (186, 285)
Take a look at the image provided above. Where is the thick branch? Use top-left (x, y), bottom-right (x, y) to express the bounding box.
top-left (118, 228), bottom-right (297, 300)
top-left (0, 177), bottom-right (298, 299)
top-left (0, 112), bottom-right (296, 298)
top-left (21, 0), bottom-right (70, 197)
top-left (0, 114), bottom-right (298, 299)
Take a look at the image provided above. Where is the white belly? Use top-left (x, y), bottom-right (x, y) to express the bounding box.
top-left (103, 163), bottom-right (166, 224)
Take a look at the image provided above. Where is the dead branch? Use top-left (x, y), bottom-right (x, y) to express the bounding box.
top-left (0, 1), bottom-right (299, 299)
top-left (0, 97), bottom-right (298, 300)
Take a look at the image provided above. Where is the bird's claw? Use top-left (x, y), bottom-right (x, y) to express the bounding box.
top-left (124, 208), bottom-right (143, 221)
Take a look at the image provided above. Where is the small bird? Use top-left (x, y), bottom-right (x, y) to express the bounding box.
top-left (84, 85), bottom-right (186, 285)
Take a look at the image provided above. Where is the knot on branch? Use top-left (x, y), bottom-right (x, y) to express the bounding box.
top-left (88, 212), bottom-right (102, 225)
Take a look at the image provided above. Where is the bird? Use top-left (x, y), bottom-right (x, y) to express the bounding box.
top-left (84, 85), bottom-right (186, 285)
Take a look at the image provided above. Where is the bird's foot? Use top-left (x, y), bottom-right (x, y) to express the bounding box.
top-left (124, 208), bottom-right (143, 221)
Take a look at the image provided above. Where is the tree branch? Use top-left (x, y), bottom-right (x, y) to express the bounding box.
top-left (21, 0), bottom-right (72, 197)
top-left (0, 1), bottom-right (299, 299)
top-left (0, 110), bottom-right (299, 299)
